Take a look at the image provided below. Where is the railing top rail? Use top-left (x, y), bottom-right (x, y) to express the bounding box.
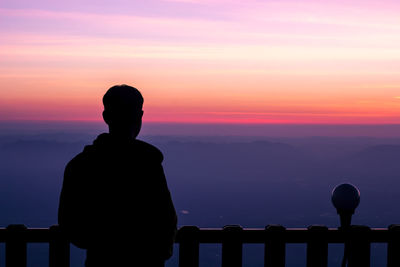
top-left (0, 225), bottom-right (398, 244)
top-left (175, 226), bottom-right (393, 243)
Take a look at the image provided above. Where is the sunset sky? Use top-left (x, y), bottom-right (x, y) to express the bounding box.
top-left (1, 0), bottom-right (400, 124)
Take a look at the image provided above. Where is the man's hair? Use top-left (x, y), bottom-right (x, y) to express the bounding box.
top-left (103, 84), bottom-right (144, 111)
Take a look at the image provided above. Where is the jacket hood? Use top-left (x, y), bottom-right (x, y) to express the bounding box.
top-left (83, 133), bottom-right (163, 162)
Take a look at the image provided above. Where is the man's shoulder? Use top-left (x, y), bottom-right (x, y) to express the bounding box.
top-left (63, 139), bottom-right (102, 170)
top-left (64, 149), bottom-right (92, 171)
top-left (134, 139), bottom-right (164, 162)
top-left (65, 136), bottom-right (164, 170)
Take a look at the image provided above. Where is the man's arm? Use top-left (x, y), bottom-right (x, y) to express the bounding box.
top-left (58, 159), bottom-right (91, 249)
top-left (156, 164), bottom-right (178, 260)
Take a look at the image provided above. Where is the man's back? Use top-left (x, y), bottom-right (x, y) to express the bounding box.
top-left (58, 85), bottom-right (177, 267)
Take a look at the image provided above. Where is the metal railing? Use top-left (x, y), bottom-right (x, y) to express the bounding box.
top-left (1, 224), bottom-right (400, 267)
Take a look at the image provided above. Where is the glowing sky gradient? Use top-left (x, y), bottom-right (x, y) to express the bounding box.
top-left (1, 0), bottom-right (400, 123)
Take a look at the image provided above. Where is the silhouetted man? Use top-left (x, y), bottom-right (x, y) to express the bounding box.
top-left (58, 85), bottom-right (177, 267)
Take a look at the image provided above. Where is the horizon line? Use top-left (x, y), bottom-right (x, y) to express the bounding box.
top-left (2, 119), bottom-right (400, 126)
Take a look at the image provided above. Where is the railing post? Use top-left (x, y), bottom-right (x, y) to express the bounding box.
top-left (222, 225), bottom-right (243, 267)
top-left (49, 225), bottom-right (70, 267)
top-left (179, 226), bottom-right (199, 267)
top-left (6, 224), bottom-right (27, 267)
top-left (306, 225), bottom-right (328, 267)
top-left (347, 225), bottom-right (371, 267)
top-left (264, 225), bottom-right (285, 267)
top-left (387, 224), bottom-right (400, 267)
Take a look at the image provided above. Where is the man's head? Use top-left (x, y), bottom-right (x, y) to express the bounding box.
top-left (102, 85), bottom-right (144, 139)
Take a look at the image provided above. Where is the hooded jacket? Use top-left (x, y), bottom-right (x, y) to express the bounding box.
top-left (58, 133), bottom-right (177, 266)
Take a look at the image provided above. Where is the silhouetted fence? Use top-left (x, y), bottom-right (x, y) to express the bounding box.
top-left (1, 224), bottom-right (400, 267)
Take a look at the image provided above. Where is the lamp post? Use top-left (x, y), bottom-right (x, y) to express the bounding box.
top-left (331, 183), bottom-right (360, 267)
top-left (332, 183), bottom-right (360, 228)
